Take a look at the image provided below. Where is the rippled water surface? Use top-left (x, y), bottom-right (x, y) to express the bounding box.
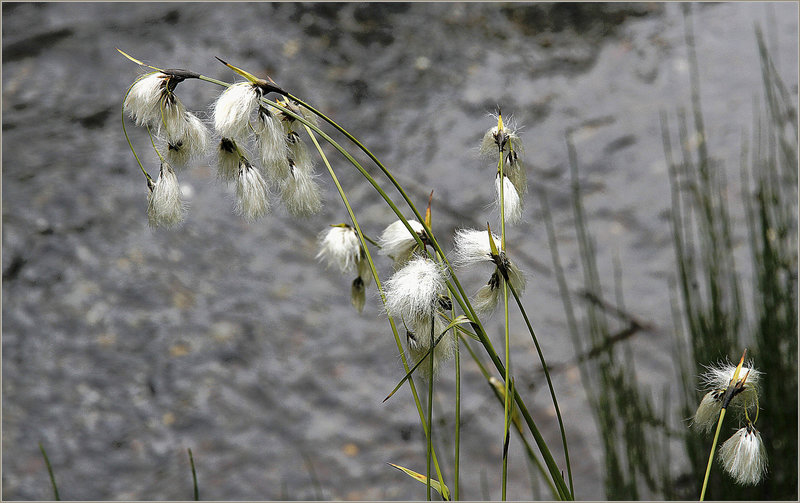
top-left (3, 2), bottom-right (797, 500)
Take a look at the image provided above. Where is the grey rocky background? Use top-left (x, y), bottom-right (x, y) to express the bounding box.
top-left (2, 2), bottom-right (797, 500)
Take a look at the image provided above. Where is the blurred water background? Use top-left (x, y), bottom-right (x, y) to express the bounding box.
top-left (2, 2), bottom-right (797, 500)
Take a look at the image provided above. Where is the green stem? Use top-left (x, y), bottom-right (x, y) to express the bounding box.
top-left (507, 282), bottom-right (574, 499)
top-left (427, 311), bottom-right (435, 501)
top-left (304, 125), bottom-right (448, 495)
top-left (187, 448), bottom-right (199, 501)
top-left (120, 54), bottom-right (567, 497)
top-left (38, 442), bottom-right (60, 501)
top-left (454, 335), bottom-right (461, 501)
top-left (459, 333), bottom-right (562, 501)
top-left (121, 84), bottom-right (152, 184)
top-left (700, 408), bottom-right (726, 501)
top-left (498, 143), bottom-right (511, 502)
top-left (288, 103), bottom-right (569, 497)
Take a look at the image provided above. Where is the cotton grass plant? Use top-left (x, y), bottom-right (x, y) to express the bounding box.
top-left (118, 48), bottom-right (577, 500)
top-left (692, 350), bottom-right (767, 500)
top-left (116, 36), bottom-right (787, 499)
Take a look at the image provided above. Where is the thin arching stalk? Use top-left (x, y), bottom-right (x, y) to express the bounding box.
top-left (304, 126), bottom-right (449, 494)
top-left (507, 281), bottom-right (574, 498)
top-left (459, 332), bottom-right (561, 501)
top-left (187, 448), bottom-right (199, 501)
top-left (285, 99), bottom-right (570, 500)
top-left (119, 52), bottom-right (571, 499)
top-left (38, 443), bottom-right (60, 501)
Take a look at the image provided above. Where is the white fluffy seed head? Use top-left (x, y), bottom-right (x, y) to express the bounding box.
top-left (452, 228), bottom-right (499, 267)
top-left (317, 225), bottom-right (362, 274)
top-left (701, 362), bottom-right (762, 392)
top-left (692, 391), bottom-right (724, 434)
top-left (719, 424), bottom-right (767, 485)
top-left (281, 162), bottom-right (322, 217)
top-left (496, 173), bottom-right (523, 224)
top-left (157, 97), bottom-right (187, 139)
top-left (214, 82), bottom-right (260, 141)
top-left (378, 219), bottom-right (426, 266)
top-left (124, 72), bottom-right (168, 127)
top-left (479, 115), bottom-right (524, 158)
top-left (257, 112), bottom-right (289, 180)
top-left (384, 256), bottom-right (447, 324)
top-left (166, 111), bottom-right (210, 168)
top-left (235, 161), bottom-right (270, 221)
top-left (147, 163), bottom-right (185, 228)
top-left (700, 361), bottom-right (761, 412)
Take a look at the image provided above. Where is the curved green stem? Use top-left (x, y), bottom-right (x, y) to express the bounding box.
top-left (187, 448), bottom-right (199, 501)
top-left (38, 442), bottom-right (60, 501)
top-left (285, 97), bottom-right (570, 499)
top-left (304, 125), bottom-right (448, 495)
top-left (508, 282), bottom-right (574, 499)
top-left (118, 52), bottom-right (568, 499)
top-left (459, 333), bottom-right (562, 501)
top-left (121, 84), bottom-right (152, 183)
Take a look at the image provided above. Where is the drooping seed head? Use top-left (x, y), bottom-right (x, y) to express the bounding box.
top-left (235, 160), bottom-right (270, 221)
top-left (719, 423), bottom-right (767, 485)
top-left (378, 219), bottom-right (427, 267)
top-left (147, 163), bottom-right (185, 228)
top-left (317, 225), bottom-right (362, 274)
top-left (280, 160), bottom-right (322, 217)
top-left (213, 82), bottom-right (261, 141)
top-left (166, 111), bottom-right (210, 168)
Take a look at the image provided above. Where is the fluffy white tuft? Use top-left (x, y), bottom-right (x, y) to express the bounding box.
top-left (378, 219), bottom-right (426, 266)
top-left (472, 282), bottom-right (501, 314)
top-left (384, 257), bottom-right (447, 324)
top-left (214, 83), bottom-right (260, 141)
top-left (700, 362), bottom-right (762, 391)
top-left (257, 111), bottom-right (289, 180)
top-left (407, 315), bottom-right (456, 379)
top-left (719, 424), bottom-right (767, 485)
top-left (280, 162), bottom-right (322, 217)
top-left (166, 112), bottom-right (210, 168)
top-left (317, 225), bottom-right (362, 274)
top-left (700, 361), bottom-right (761, 412)
top-left (496, 174), bottom-right (523, 224)
top-left (235, 161), bottom-right (270, 221)
top-left (452, 228), bottom-right (499, 267)
top-left (147, 163), bottom-right (185, 227)
top-left (124, 72), bottom-right (167, 127)
top-left (216, 139), bottom-right (240, 181)
top-left (691, 391), bottom-right (724, 434)
top-left (479, 114), bottom-right (524, 158)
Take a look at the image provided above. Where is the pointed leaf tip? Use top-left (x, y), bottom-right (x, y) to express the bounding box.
top-left (388, 463), bottom-right (451, 500)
